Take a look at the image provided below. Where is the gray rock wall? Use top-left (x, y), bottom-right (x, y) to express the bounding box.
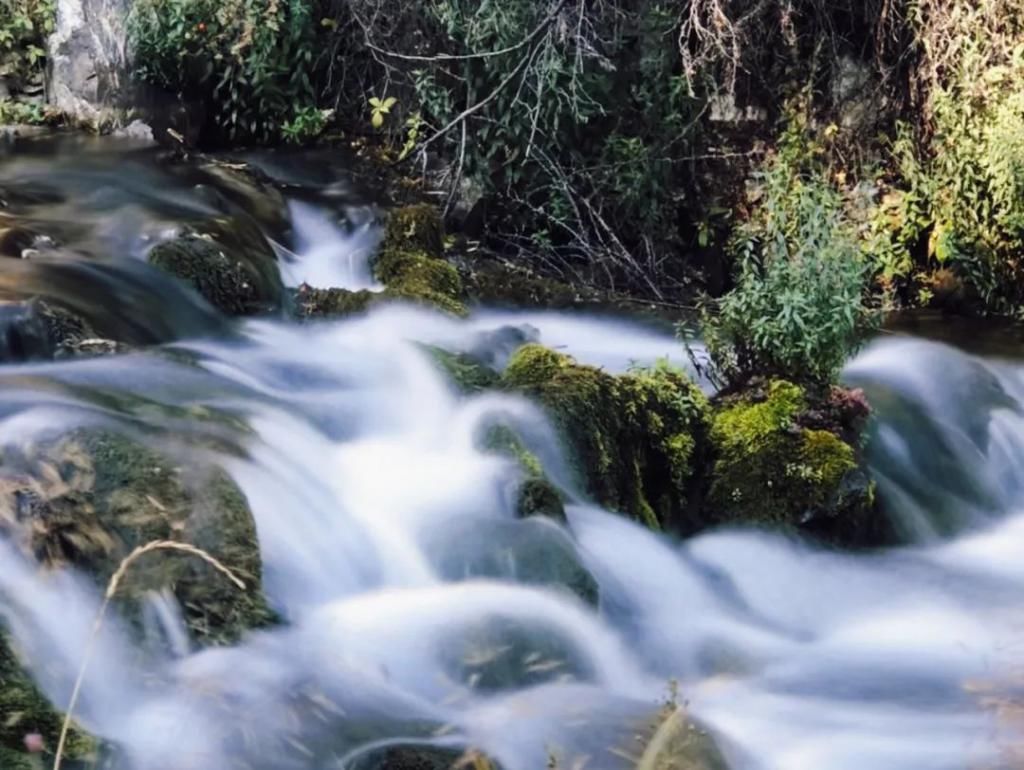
top-left (46, 0), bottom-right (132, 124)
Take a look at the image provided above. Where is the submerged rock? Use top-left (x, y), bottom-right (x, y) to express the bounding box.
top-left (424, 346), bottom-right (501, 394)
top-left (503, 344), bottom-right (711, 532)
top-left (480, 424), bottom-right (566, 521)
top-left (348, 745), bottom-right (497, 770)
top-left (149, 232), bottom-right (283, 316)
top-left (708, 380), bottom-right (882, 545)
top-left (427, 516), bottom-right (598, 606)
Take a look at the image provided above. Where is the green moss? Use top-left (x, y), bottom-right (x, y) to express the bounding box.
top-left (2, 430), bottom-right (273, 647)
top-left (381, 204), bottom-right (445, 257)
top-left (367, 205), bottom-right (468, 317)
top-left (149, 233), bottom-right (282, 316)
top-left (482, 424), bottom-right (566, 521)
top-left (463, 260), bottom-right (584, 308)
top-left (502, 346), bottom-right (710, 531)
top-left (708, 380), bottom-right (874, 541)
top-left (503, 344), bottom-right (571, 387)
top-left (423, 346), bottom-right (501, 394)
top-left (294, 287), bottom-right (380, 318)
top-left (0, 635), bottom-right (97, 766)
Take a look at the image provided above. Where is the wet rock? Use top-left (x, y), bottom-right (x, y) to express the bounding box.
top-left (424, 346), bottom-right (501, 394)
top-left (0, 299), bottom-right (120, 362)
top-left (149, 232), bottom-right (283, 316)
top-left (294, 285), bottom-right (380, 319)
top-left (380, 204), bottom-right (445, 257)
top-left (503, 345), bottom-right (711, 532)
top-left (427, 516), bottom-right (598, 606)
top-left (439, 615), bottom-right (595, 692)
top-left (708, 380), bottom-right (884, 546)
top-left (462, 324), bottom-right (540, 369)
top-left (111, 119), bottom-right (155, 144)
top-left (0, 429), bottom-right (273, 645)
top-left (480, 425), bottom-right (566, 521)
top-left (198, 161), bottom-right (290, 237)
top-left (34, 300), bottom-right (128, 358)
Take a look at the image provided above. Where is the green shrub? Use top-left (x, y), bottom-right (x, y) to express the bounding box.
top-left (702, 121), bottom-right (877, 386)
top-left (345, 0), bottom-right (700, 291)
top-left (0, 0), bottom-right (53, 89)
top-left (863, 0), bottom-right (1024, 314)
top-left (128, 0), bottom-right (319, 142)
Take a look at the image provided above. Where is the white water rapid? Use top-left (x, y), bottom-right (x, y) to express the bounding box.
top-left (0, 141), bottom-right (1020, 770)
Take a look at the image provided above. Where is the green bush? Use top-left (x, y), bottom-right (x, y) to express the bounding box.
top-left (702, 121), bottom-right (877, 386)
top-left (345, 0), bottom-right (700, 291)
top-left (864, 0), bottom-right (1024, 314)
top-left (129, 0), bottom-right (319, 142)
top-left (0, 0), bottom-right (53, 88)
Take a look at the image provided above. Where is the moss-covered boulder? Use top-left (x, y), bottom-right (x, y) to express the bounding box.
top-left (371, 205), bottom-right (467, 317)
top-left (502, 344), bottom-right (711, 531)
top-left (708, 380), bottom-right (882, 545)
top-left (149, 230), bottom-right (283, 316)
top-left (293, 286), bottom-right (381, 319)
top-left (0, 427), bottom-right (273, 763)
top-left (0, 430), bottom-right (272, 644)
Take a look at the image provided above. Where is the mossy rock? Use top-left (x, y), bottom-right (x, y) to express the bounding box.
top-left (294, 286), bottom-right (382, 319)
top-left (502, 344), bottom-right (711, 531)
top-left (461, 259), bottom-right (587, 308)
top-left (0, 429), bottom-right (271, 762)
top-left (0, 429), bottom-right (273, 646)
top-left (0, 635), bottom-right (97, 767)
top-left (149, 232), bottom-right (282, 316)
top-left (481, 424), bottom-right (566, 521)
top-left (708, 380), bottom-right (880, 545)
top-left (371, 205), bottom-right (467, 317)
top-left (380, 203), bottom-right (445, 257)
top-left (423, 345), bottom-right (501, 394)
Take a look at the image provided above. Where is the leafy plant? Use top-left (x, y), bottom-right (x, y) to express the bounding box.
top-left (0, 98), bottom-right (46, 124)
top-left (0, 0), bottom-right (54, 88)
top-left (702, 122), bottom-right (878, 386)
top-left (368, 95), bottom-right (396, 129)
top-left (128, 0), bottom-right (320, 143)
top-left (281, 106), bottom-right (333, 144)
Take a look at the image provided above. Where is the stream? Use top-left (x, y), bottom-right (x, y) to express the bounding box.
top-left (0, 134), bottom-right (1021, 770)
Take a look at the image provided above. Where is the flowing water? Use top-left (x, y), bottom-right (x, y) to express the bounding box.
top-left (0, 134), bottom-right (1021, 770)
